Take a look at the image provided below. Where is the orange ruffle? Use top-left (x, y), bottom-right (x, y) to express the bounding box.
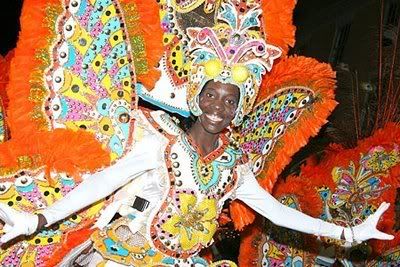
top-left (0, 50), bottom-right (13, 110)
top-left (237, 217), bottom-right (264, 267)
top-left (262, 0), bottom-right (297, 56)
top-left (231, 56), bottom-right (337, 230)
top-left (44, 220), bottom-right (95, 267)
top-left (122, 0), bottom-right (163, 90)
top-left (0, 129), bottom-right (110, 182)
top-left (6, 0), bottom-right (60, 138)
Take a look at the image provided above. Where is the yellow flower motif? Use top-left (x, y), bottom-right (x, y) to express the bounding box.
top-left (161, 193), bottom-right (218, 251)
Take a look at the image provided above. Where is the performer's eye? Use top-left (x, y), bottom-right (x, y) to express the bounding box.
top-left (226, 99), bottom-right (236, 105)
top-left (206, 93), bottom-right (214, 98)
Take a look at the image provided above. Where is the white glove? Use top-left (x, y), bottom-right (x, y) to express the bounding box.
top-left (343, 202), bottom-right (394, 244)
top-left (0, 203), bottom-right (39, 244)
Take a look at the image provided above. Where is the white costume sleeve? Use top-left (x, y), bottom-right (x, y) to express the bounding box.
top-left (234, 163), bottom-right (343, 240)
top-left (41, 133), bottom-right (162, 226)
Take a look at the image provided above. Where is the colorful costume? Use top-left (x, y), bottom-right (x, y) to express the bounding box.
top-left (0, 0), bottom-right (393, 266)
top-left (239, 124), bottom-right (400, 266)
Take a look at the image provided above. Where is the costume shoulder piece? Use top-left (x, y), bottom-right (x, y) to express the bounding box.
top-left (137, 109), bottom-right (184, 138)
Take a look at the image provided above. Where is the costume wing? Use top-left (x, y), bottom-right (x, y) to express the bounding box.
top-left (230, 56), bottom-right (337, 230)
top-left (45, 0), bottom-right (140, 160)
top-left (236, 85), bottom-right (315, 180)
top-left (0, 0), bottom-right (163, 266)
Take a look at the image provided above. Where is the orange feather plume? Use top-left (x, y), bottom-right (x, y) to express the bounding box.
top-left (231, 56), bottom-right (337, 230)
top-left (262, 0), bottom-right (297, 56)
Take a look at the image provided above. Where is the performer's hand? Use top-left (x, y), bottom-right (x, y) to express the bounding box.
top-left (0, 203), bottom-right (38, 244)
top-left (344, 202), bottom-right (394, 244)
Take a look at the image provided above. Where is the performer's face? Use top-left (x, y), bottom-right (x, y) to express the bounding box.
top-left (198, 80), bottom-right (240, 134)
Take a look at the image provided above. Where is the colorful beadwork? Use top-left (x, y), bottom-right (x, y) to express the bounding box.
top-left (259, 195), bottom-right (310, 267)
top-left (0, 168), bottom-right (106, 267)
top-left (183, 134), bottom-right (239, 192)
top-left (237, 86), bottom-right (314, 175)
top-left (327, 146), bottom-right (395, 222)
top-left (45, 0), bottom-right (137, 161)
top-left (367, 246), bottom-right (400, 266)
top-left (186, 1), bottom-right (282, 126)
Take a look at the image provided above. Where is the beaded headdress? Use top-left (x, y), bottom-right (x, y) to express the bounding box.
top-left (186, 1), bottom-right (282, 125)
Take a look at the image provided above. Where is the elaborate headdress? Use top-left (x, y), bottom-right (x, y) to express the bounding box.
top-left (186, 2), bottom-right (282, 125)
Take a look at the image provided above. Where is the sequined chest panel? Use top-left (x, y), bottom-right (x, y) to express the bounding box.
top-left (150, 133), bottom-right (242, 259)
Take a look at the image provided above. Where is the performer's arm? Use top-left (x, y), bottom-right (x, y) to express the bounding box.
top-left (40, 134), bottom-right (160, 226)
top-left (234, 163), bottom-right (393, 244)
top-left (0, 134), bottom-right (161, 243)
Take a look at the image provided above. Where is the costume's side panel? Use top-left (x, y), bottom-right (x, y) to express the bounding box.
top-left (0, 0), bottom-right (163, 265)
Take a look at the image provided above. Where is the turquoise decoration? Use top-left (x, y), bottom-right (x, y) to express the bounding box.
top-left (181, 135), bottom-right (240, 192)
top-left (218, 3), bottom-right (237, 29)
top-left (238, 86), bottom-right (314, 175)
top-left (104, 238), bottom-right (129, 257)
top-left (161, 257), bottom-right (176, 265)
top-left (45, 0), bottom-right (137, 160)
top-left (136, 83), bottom-right (191, 117)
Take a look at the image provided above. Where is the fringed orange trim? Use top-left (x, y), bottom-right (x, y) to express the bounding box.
top-left (261, 0), bottom-right (297, 56)
top-left (6, 0), bottom-right (60, 138)
top-left (121, 0), bottom-right (163, 90)
top-left (237, 217), bottom-right (264, 267)
top-left (231, 56), bottom-right (337, 230)
top-left (273, 174), bottom-right (323, 218)
top-left (0, 50), bottom-right (13, 110)
top-left (0, 129), bottom-right (110, 182)
top-left (229, 200), bottom-right (256, 231)
top-left (43, 220), bottom-right (95, 267)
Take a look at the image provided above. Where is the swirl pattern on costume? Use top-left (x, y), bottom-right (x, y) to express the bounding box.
top-left (44, 0), bottom-right (137, 160)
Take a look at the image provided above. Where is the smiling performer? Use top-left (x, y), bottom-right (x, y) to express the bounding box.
top-left (0, 1), bottom-right (394, 266)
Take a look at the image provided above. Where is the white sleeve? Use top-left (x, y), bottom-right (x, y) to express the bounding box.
top-left (234, 163), bottom-right (343, 240)
top-left (41, 134), bottom-right (162, 226)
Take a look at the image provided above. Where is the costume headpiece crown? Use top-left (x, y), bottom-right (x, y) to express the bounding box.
top-left (186, 1), bottom-right (282, 125)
